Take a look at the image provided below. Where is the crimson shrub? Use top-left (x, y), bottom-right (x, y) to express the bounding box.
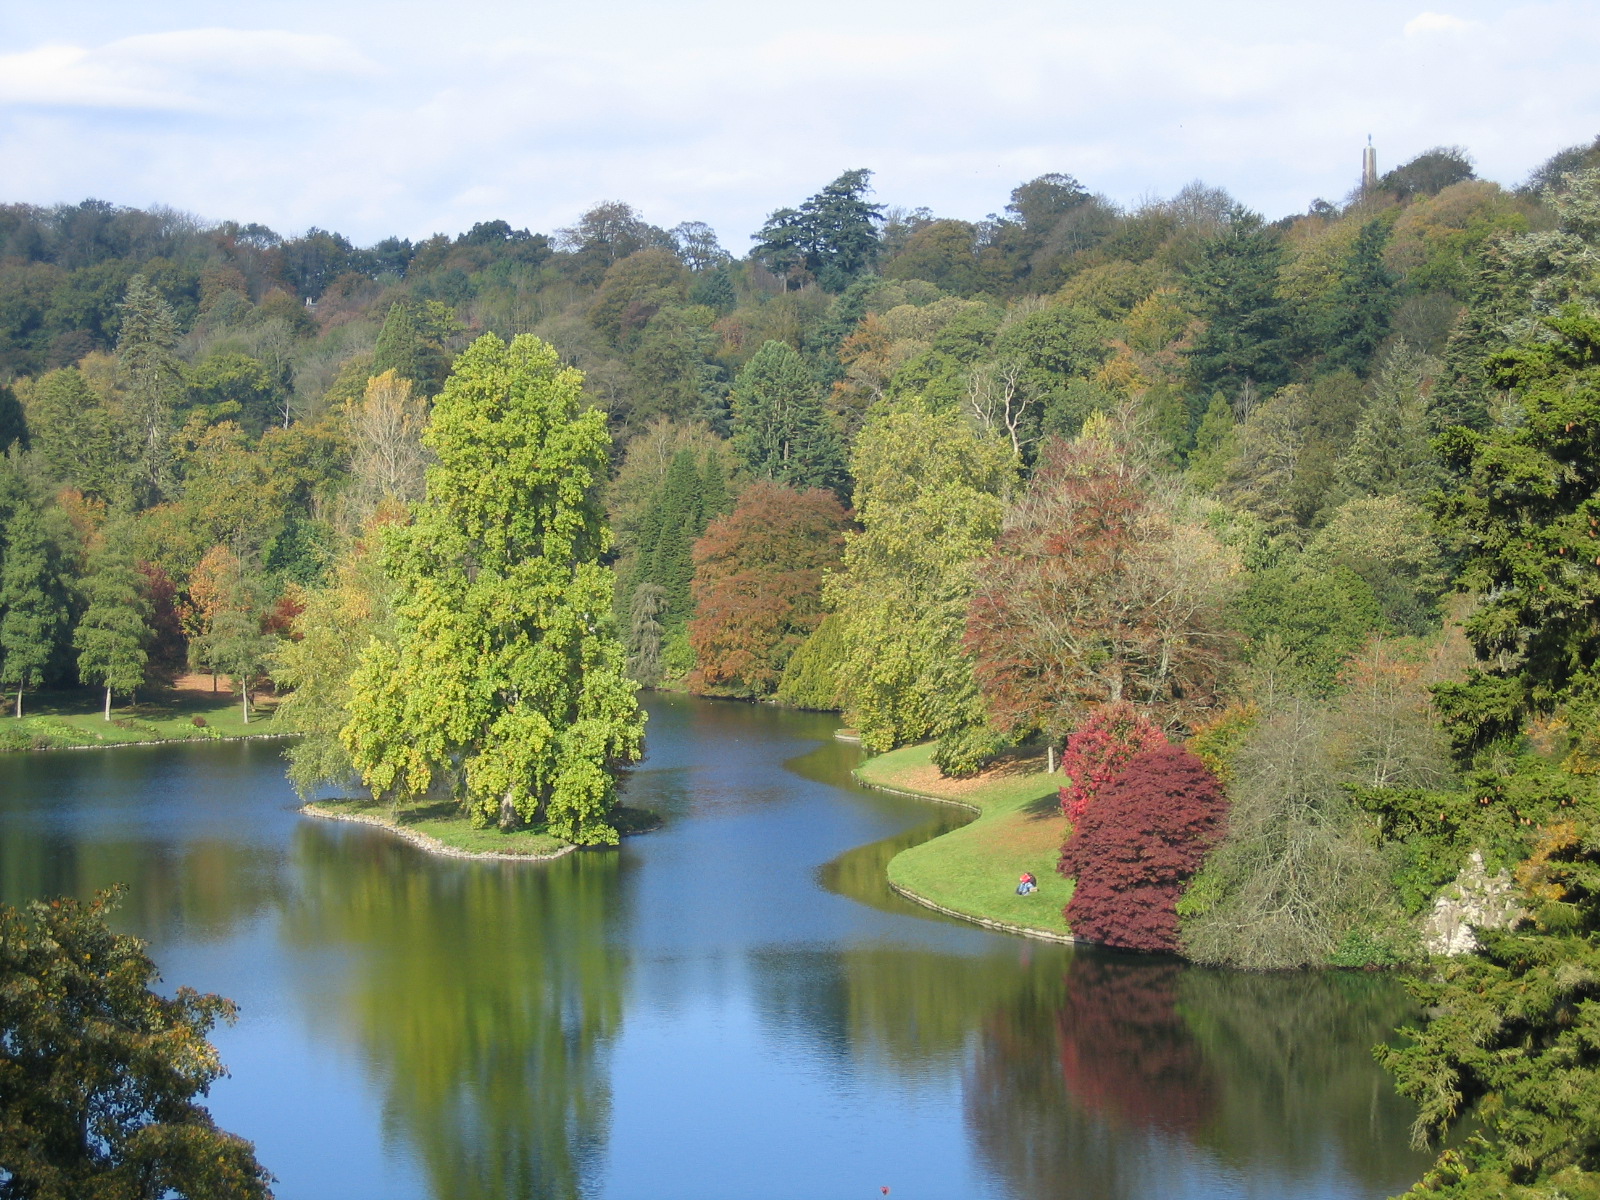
top-left (1060, 742), bottom-right (1227, 953)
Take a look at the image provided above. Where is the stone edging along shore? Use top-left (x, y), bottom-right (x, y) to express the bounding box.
top-left (56, 732), bottom-right (297, 752)
top-left (299, 803), bottom-right (579, 863)
top-left (852, 771), bottom-right (1082, 947)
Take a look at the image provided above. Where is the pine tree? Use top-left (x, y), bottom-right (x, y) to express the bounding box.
top-left (729, 341), bottom-right (844, 492)
top-left (342, 334), bottom-right (644, 842)
top-left (1338, 341), bottom-right (1444, 502)
top-left (372, 300), bottom-right (459, 396)
top-left (1184, 209), bottom-right (1290, 396)
top-left (74, 526), bottom-right (152, 720)
top-left (116, 275), bottom-right (182, 506)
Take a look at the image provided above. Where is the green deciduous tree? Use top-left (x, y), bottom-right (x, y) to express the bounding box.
top-left (0, 888), bottom-right (273, 1200)
top-left (74, 523), bottom-right (152, 719)
top-left (274, 514), bottom-right (396, 796)
top-left (342, 334), bottom-right (644, 842)
top-left (827, 395), bottom-right (1013, 754)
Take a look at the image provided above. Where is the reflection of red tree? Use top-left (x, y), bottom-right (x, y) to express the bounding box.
top-left (1057, 958), bottom-right (1214, 1135)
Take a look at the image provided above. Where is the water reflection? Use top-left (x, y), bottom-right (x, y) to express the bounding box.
top-left (964, 955), bottom-right (1425, 1200)
top-left (0, 710), bottom-right (1434, 1200)
top-left (282, 824), bottom-right (630, 1200)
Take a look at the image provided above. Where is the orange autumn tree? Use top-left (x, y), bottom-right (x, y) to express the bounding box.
top-left (965, 414), bottom-right (1237, 744)
top-left (688, 481), bottom-right (850, 698)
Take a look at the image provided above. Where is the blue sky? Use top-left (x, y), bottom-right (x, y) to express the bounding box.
top-left (2, 1), bottom-right (1596, 248)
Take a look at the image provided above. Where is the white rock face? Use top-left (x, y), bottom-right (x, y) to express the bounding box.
top-left (1422, 850), bottom-right (1523, 956)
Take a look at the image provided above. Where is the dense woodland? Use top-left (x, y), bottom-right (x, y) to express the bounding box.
top-left (6, 135), bottom-right (1600, 1195)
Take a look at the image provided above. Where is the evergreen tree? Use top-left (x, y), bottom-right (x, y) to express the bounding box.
top-left (372, 300), bottom-right (458, 396)
top-left (752, 170), bottom-right (884, 291)
top-left (1300, 219), bottom-right (1396, 375)
top-left (27, 367), bottom-right (125, 504)
top-left (115, 275), bottom-right (182, 506)
top-left (1184, 208), bottom-right (1291, 396)
top-left (729, 341), bottom-right (844, 493)
top-left (626, 582), bottom-right (665, 685)
top-left (343, 334), bottom-right (644, 842)
top-left (1185, 391), bottom-right (1236, 490)
top-left (74, 524), bottom-right (152, 720)
top-left (0, 497), bottom-right (69, 718)
top-left (1338, 341), bottom-right (1444, 502)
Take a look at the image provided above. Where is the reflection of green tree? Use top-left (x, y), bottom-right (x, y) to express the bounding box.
top-left (284, 825), bottom-right (629, 1200)
top-left (1177, 968), bottom-right (1425, 1179)
top-left (0, 830), bottom-right (281, 941)
top-left (966, 955), bottom-right (1430, 1200)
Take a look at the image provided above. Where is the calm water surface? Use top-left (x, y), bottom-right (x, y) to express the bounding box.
top-left (0, 693), bottom-right (1432, 1200)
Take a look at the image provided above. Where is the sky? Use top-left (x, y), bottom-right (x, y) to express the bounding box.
top-left (1, 0), bottom-right (1597, 250)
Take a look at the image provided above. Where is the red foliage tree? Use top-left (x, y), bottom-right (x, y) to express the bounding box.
top-left (1059, 701), bottom-right (1166, 823)
top-left (964, 429), bottom-right (1233, 741)
top-left (1059, 742), bottom-right (1227, 953)
top-left (687, 481), bottom-right (850, 697)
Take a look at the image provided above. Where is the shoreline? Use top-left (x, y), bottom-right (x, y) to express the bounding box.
top-left (851, 761), bottom-right (1077, 946)
top-left (54, 731), bottom-right (298, 752)
top-left (299, 802), bottom-right (581, 863)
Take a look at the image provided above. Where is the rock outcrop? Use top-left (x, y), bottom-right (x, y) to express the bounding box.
top-left (1422, 850), bottom-right (1522, 956)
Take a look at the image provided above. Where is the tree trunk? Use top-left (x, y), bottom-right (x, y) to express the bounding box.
top-left (241, 687), bottom-right (249, 725)
top-left (211, 671), bottom-right (218, 693)
top-left (499, 790), bottom-right (518, 830)
top-left (14, 689), bottom-right (20, 720)
top-left (104, 686), bottom-right (112, 721)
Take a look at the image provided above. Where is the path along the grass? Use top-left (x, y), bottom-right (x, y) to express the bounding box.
top-left (853, 742), bottom-right (1073, 941)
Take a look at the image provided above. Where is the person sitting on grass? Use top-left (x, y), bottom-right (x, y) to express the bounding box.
top-left (1016, 871), bottom-right (1037, 895)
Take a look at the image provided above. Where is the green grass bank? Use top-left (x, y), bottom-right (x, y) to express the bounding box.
top-left (854, 741), bottom-right (1074, 941)
top-left (302, 795), bottom-right (663, 860)
top-left (0, 681), bottom-right (286, 752)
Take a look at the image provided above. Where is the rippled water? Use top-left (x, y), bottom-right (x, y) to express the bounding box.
top-left (0, 692), bottom-right (1432, 1199)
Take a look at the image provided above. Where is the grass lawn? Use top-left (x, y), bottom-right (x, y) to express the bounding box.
top-left (303, 795), bottom-right (663, 860)
top-left (0, 678), bottom-right (284, 751)
top-left (856, 741), bottom-right (1074, 939)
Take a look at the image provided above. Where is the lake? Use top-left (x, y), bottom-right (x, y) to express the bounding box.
top-left (0, 691), bottom-right (1432, 1199)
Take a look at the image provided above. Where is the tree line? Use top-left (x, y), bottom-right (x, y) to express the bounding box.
top-left (4, 135), bottom-right (1600, 1195)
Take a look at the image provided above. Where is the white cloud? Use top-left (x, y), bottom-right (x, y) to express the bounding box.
top-left (0, 4), bottom-right (1597, 246)
top-left (1403, 11), bottom-right (1479, 36)
top-left (0, 28), bottom-right (375, 111)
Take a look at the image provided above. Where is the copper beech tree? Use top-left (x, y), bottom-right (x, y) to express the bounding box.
top-left (965, 416), bottom-right (1236, 743)
top-left (687, 481), bottom-right (849, 698)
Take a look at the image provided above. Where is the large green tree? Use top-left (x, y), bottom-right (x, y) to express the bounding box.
top-left (342, 334), bottom-right (644, 842)
top-left (752, 169), bottom-right (884, 291)
top-left (1184, 208), bottom-right (1291, 396)
top-left (827, 395), bottom-right (1013, 754)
